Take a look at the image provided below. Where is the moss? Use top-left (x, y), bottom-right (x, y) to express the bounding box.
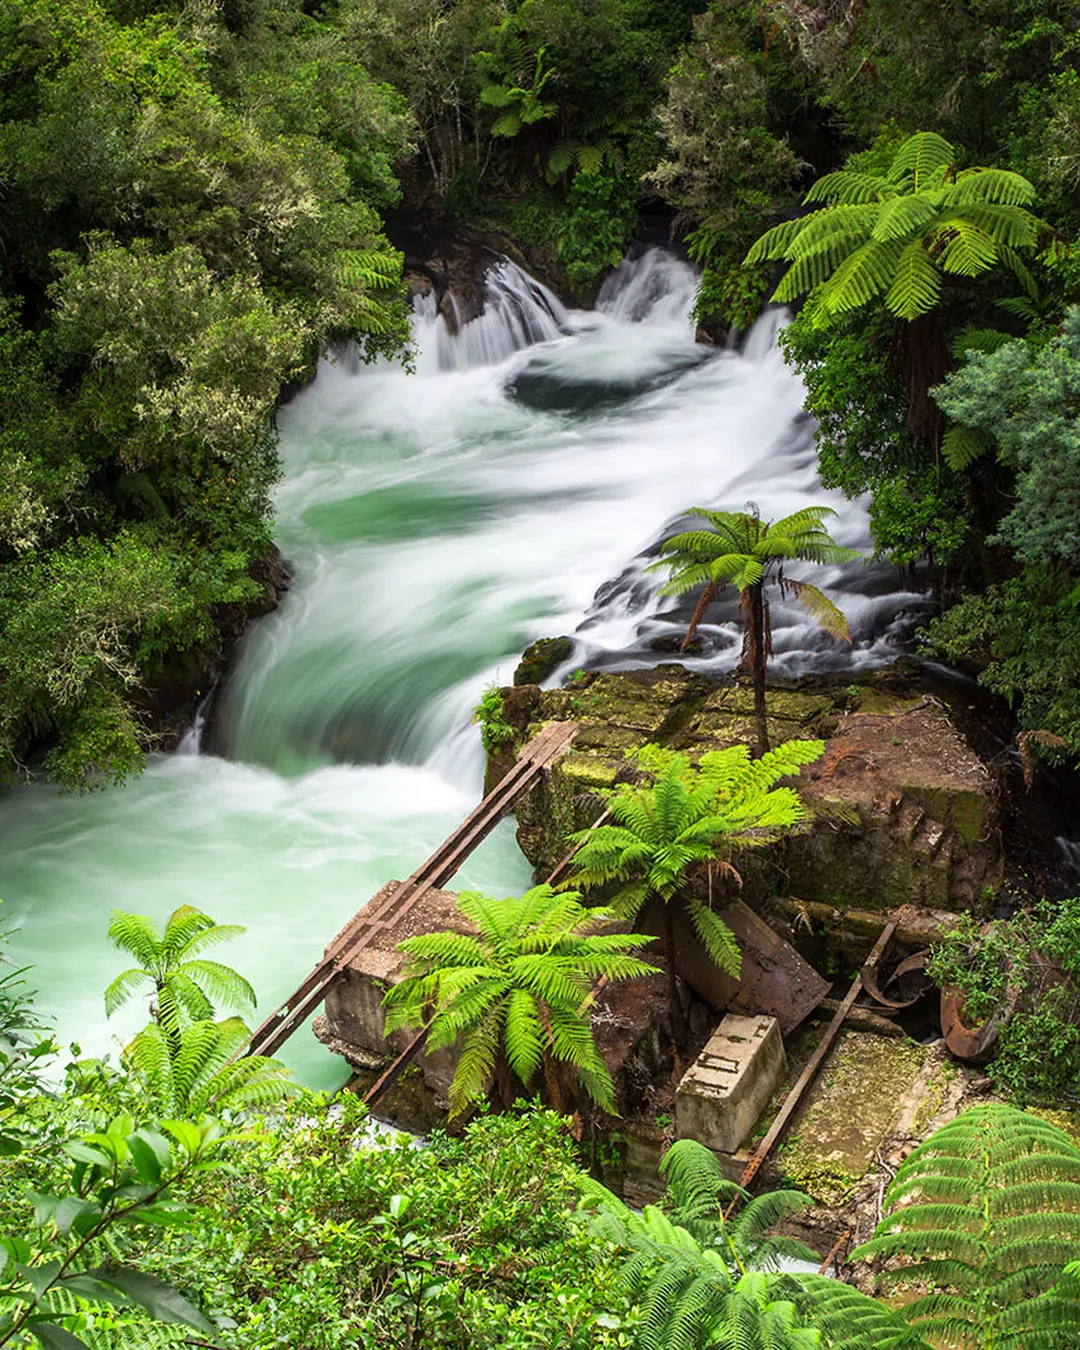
top-left (911, 1060), bottom-right (956, 1135)
top-left (902, 785), bottom-right (988, 847)
top-left (514, 636), bottom-right (575, 686)
top-left (778, 1033), bottom-right (925, 1204)
top-left (1025, 1106), bottom-right (1080, 1148)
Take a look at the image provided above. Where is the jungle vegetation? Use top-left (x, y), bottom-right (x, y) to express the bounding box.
top-left (5, 915), bottom-right (1080, 1349)
top-left (3, 0), bottom-right (1080, 777)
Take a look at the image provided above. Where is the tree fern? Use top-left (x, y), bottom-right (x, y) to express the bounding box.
top-left (125, 1017), bottom-right (295, 1117)
top-left (745, 131), bottom-right (1042, 326)
top-left (852, 1104), bottom-right (1080, 1349)
top-left (648, 505), bottom-right (857, 750)
top-left (105, 907), bottom-right (255, 1039)
top-left (382, 885), bottom-right (657, 1117)
top-left (583, 1178), bottom-right (922, 1350)
top-left (569, 741), bottom-right (822, 1038)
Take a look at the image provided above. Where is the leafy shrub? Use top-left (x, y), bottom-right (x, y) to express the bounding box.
top-left (928, 900), bottom-right (1080, 1100)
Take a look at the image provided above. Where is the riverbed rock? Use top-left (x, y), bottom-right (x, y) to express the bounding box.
top-left (491, 662), bottom-right (1001, 915)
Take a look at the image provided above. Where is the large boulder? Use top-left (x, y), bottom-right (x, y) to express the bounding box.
top-left (492, 663), bottom-right (1001, 914)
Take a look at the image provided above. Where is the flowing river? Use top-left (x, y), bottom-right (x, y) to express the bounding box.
top-left (0, 250), bottom-right (926, 1085)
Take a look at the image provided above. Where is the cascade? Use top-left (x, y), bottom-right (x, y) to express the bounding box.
top-left (0, 248), bottom-right (929, 1080)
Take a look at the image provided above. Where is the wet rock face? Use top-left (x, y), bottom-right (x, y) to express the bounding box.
top-left (491, 662), bottom-right (1001, 914)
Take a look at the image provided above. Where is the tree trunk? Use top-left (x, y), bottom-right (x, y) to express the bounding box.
top-left (664, 903), bottom-right (689, 1048)
top-left (746, 583), bottom-right (770, 752)
top-left (682, 580), bottom-right (717, 649)
top-left (903, 312), bottom-right (950, 441)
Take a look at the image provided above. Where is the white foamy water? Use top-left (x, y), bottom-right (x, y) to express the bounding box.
top-left (0, 249), bottom-right (925, 1081)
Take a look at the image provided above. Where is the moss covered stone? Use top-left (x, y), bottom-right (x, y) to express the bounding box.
top-left (513, 636), bottom-right (574, 686)
top-left (777, 1032), bottom-right (926, 1205)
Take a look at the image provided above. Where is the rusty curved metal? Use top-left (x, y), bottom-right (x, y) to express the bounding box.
top-left (862, 949), bottom-right (931, 1011)
top-left (940, 987), bottom-right (1003, 1064)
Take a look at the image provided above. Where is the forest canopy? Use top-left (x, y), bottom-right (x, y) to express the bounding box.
top-left (4, 0), bottom-right (1080, 779)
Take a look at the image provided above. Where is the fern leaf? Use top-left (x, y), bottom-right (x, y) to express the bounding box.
top-left (942, 425), bottom-right (992, 471)
top-left (815, 238), bottom-right (905, 319)
top-left (884, 239), bottom-right (942, 320)
top-left (787, 581), bottom-right (851, 642)
top-left (804, 170), bottom-right (894, 206)
top-left (888, 132), bottom-right (955, 189)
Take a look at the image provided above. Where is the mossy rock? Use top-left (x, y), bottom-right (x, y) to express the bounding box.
top-left (514, 636), bottom-right (574, 686)
top-left (778, 1033), bottom-right (926, 1204)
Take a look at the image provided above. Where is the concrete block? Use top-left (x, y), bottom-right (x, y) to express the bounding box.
top-left (675, 1013), bottom-right (787, 1154)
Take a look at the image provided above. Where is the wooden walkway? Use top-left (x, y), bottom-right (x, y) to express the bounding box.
top-left (244, 721), bottom-right (578, 1059)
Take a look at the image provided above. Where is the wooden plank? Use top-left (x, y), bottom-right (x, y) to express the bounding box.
top-left (734, 917), bottom-right (898, 1194)
top-left (243, 721), bottom-right (578, 1059)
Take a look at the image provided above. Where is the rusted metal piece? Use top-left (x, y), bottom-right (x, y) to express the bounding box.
top-left (243, 721), bottom-right (579, 1060)
top-left (862, 949), bottom-right (931, 1011)
top-left (361, 1024), bottom-right (431, 1107)
top-left (940, 987), bottom-right (1002, 1064)
top-left (734, 917), bottom-right (899, 1195)
top-left (817, 1227), bottom-right (852, 1275)
top-left (721, 901), bottom-right (831, 1035)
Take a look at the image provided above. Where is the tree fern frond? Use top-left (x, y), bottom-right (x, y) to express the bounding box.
top-left (744, 216), bottom-right (809, 265)
top-left (884, 238), bottom-right (942, 320)
top-left (804, 170), bottom-right (894, 205)
top-left (950, 167), bottom-right (1037, 208)
top-left (871, 192), bottom-right (941, 242)
top-left (934, 220), bottom-right (1000, 278)
top-left (888, 132), bottom-right (955, 189)
top-left (104, 967), bottom-right (150, 1018)
top-left (787, 581), bottom-right (852, 642)
top-left (942, 424), bottom-right (993, 471)
top-left (684, 900), bottom-right (742, 977)
top-left (815, 238), bottom-right (905, 318)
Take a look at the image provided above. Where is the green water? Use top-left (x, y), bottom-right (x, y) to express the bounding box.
top-left (0, 252), bottom-right (892, 1085)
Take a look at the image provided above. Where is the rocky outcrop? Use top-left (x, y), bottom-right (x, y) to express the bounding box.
top-left (490, 661), bottom-right (1001, 916)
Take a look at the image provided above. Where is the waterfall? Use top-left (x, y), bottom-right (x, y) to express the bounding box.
top-left (0, 246), bottom-right (930, 1081)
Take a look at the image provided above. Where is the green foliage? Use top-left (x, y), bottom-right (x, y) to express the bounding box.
top-left (852, 1104), bottom-right (1080, 1349)
top-left (153, 1097), bottom-right (637, 1349)
top-left (0, 937), bottom-right (57, 1159)
top-left (779, 305), bottom-right (969, 566)
top-left (472, 683), bottom-right (514, 753)
top-left (0, 0), bottom-right (410, 788)
top-left (932, 308), bottom-right (1080, 569)
top-left (651, 504), bottom-right (857, 644)
top-left (648, 6), bottom-right (805, 331)
top-left (927, 901), bottom-right (1080, 1101)
top-left (922, 569), bottom-right (1080, 757)
top-left (0, 1111), bottom-right (229, 1349)
top-left (650, 504), bottom-right (857, 748)
top-left (658, 1138), bottom-right (818, 1269)
top-left (124, 1017), bottom-right (295, 1117)
top-left (584, 1173), bottom-right (923, 1350)
top-left (105, 906), bottom-right (254, 1035)
top-left (746, 132), bottom-right (1042, 324)
top-left (383, 885), bottom-right (657, 1116)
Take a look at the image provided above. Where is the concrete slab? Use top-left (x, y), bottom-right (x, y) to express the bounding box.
top-left (776, 1030), bottom-right (927, 1204)
top-left (676, 1013), bottom-right (787, 1154)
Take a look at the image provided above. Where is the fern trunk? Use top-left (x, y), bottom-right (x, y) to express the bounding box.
top-left (903, 311), bottom-right (949, 441)
top-left (664, 902), bottom-right (689, 1047)
top-left (682, 580), bottom-right (717, 649)
top-left (743, 583), bottom-right (769, 752)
